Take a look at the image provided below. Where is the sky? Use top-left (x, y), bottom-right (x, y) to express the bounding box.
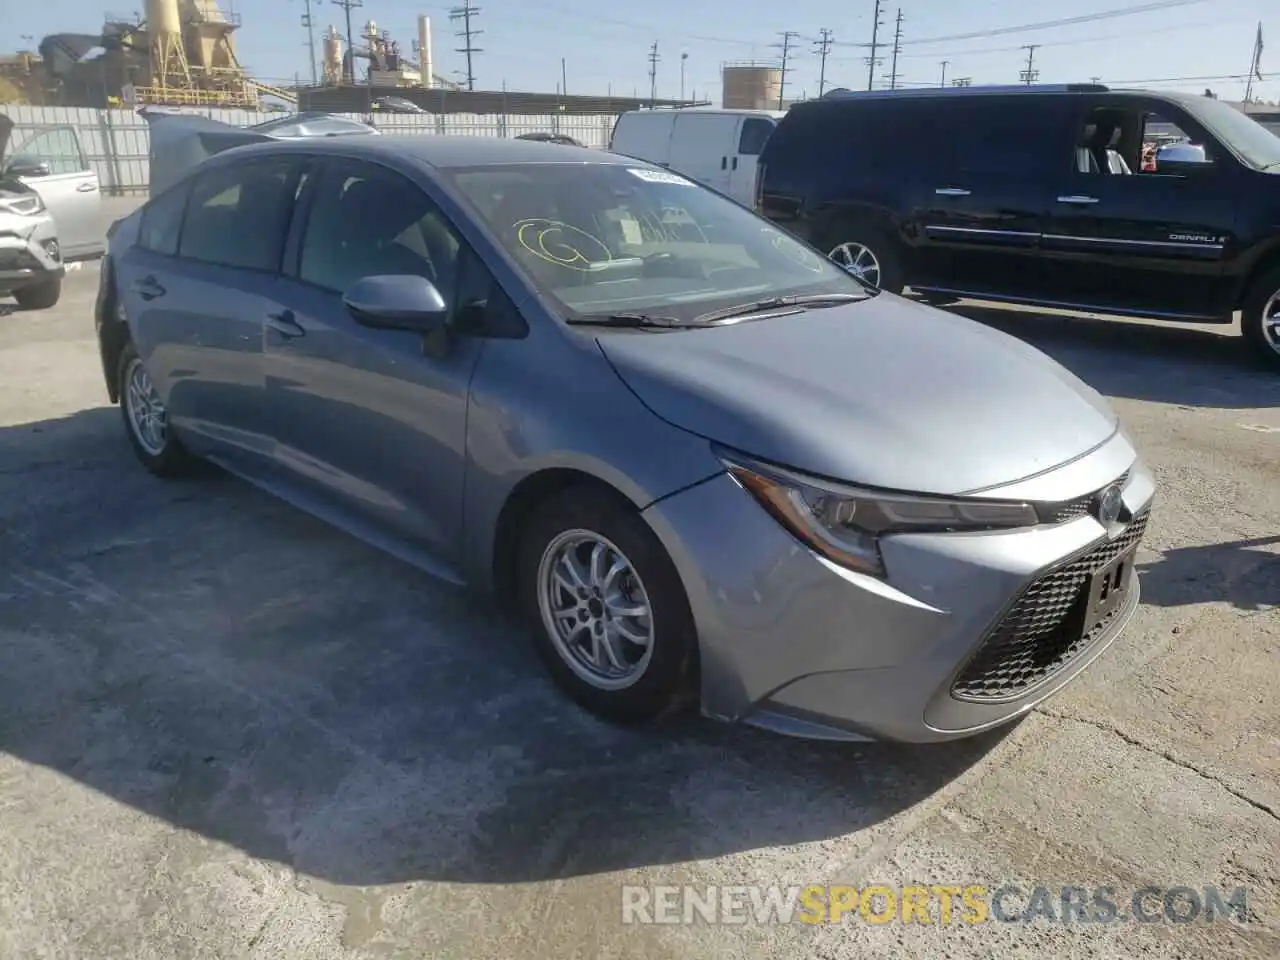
top-left (5, 0), bottom-right (1277, 104)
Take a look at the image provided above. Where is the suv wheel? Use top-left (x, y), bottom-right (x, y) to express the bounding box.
top-left (13, 277), bottom-right (62, 310)
top-left (824, 227), bottom-right (905, 293)
top-left (1241, 266), bottom-right (1280, 370)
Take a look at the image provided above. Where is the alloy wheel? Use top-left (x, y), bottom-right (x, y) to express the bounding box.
top-left (536, 530), bottom-right (655, 691)
top-left (124, 357), bottom-right (168, 456)
top-left (829, 242), bottom-right (882, 288)
top-left (1261, 289), bottom-right (1280, 356)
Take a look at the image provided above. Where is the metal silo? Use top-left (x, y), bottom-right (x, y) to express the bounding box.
top-left (146, 0), bottom-right (189, 90)
top-left (721, 61), bottom-right (783, 109)
top-left (322, 25), bottom-right (343, 85)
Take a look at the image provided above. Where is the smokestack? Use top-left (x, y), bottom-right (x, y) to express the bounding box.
top-left (418, 15), bottom-right (433, 88)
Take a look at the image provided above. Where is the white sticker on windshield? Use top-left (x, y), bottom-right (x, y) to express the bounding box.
top-left (627, 168), bottom-right (695, 186)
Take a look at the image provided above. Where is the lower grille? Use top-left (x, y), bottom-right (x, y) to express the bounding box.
top-left (0, 249), bottom-right (39, 271)
top-left (951, 509), bottom-right (1150, 702)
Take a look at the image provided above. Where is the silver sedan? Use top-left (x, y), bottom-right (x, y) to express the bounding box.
top-left (96, 134), bottom-right (1154, 742)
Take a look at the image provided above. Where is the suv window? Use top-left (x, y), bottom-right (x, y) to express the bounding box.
top-left (139, 183), bottom-right (189, 256)
top-left (738, 118), bottom-right (774, 156)
top-left (295, 161), bottom-right (463, 303)
top-left (179, 160), bottom-right (298, 270)
top-left (1073, 104), bottom-right (1211, 176)
top-left (917, 97), bottom-right (1065, 175)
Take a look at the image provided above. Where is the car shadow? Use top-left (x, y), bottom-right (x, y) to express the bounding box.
top-left (947, 302), bottom-right (1280, 410)
top-left (0, 406), bottom-right (1009, 887)
top-left (1138, 534), bottom-right (1280, 612)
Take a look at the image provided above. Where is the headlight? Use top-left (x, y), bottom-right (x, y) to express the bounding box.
top-left (721, 452), bottom-right (1039, 578)
top-left (0, 194), bottom-right (45, 216)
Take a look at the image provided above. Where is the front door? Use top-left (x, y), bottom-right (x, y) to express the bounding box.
top-left (1038, 100), bottom-right (1239, 319)
top-left (669, 113), bottom-right (741, 194)
top-left (727, 115), bottom-right (775, 207)
top-left (9, 126), bottom-right (102, 258)
top-left (267, 158), bottom-right (485, 563)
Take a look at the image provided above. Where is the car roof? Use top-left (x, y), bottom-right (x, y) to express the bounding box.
top-left (805, 84), bottom-right (1203, 111)
top-left (218, 134), bottom-right (628, 169)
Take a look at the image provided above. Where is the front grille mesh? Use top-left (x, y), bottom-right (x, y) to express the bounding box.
top-left (951, 509), bottom-right (1150, 702)
top-left (1039, 470), bottom-right (1131, 524)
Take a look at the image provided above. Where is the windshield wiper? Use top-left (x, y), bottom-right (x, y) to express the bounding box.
top-left (566, 312), bottom-right (691, 329)
top-left (693, 293), bottom-right (866, 324)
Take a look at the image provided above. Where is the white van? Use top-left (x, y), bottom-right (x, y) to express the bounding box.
top-left (608, 108), bottom-right (785, 207)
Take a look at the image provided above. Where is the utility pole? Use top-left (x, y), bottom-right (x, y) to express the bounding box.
top-left (560, 57), bottom-right (568, 97)
top-left (1020, 44), bottom-right (1039, 85)
top-left (647, 41), bottom-right (660, 105)
top-left (449, 2), bottom-right (482, 91)
top-left (866, 0), bottom-right (885, 91)
top-left (299, 0), bottom-right (318, 84)
top-left (939, 60), bottom-right (949, 88)
top-left (774, 31), bottom-right (799, 108)
top-left (884, 9), bottom-right (903, 91)
top-left (1090, 75), bottom-right (1102, 84)
top-left (331, 0), bottom-right (362, 84)
top-left (813, 28), bottom-right (834, 96)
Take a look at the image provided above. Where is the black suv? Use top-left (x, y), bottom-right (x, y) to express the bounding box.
top-left (757, 84), bottom-right (1280, 368)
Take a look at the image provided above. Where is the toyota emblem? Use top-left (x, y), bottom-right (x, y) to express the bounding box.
top-left (1097, 483), bottom-right (1126, 527)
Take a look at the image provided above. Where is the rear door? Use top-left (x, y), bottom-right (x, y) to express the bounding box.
top-left (904, 95), bottom-right (1070, 298)
top-left (669, 112), bottom-right (741, 193)
top-left (118, 157), bottom-right (303, 469)
top-left (9, 126), bottom-right (102, 259)
top-left (1038, 98), bottom-right (1239, 319)
top-left (727, 115), bottom-right (776, 207)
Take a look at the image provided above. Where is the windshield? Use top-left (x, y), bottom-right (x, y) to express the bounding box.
top-left (1181, 97), bottom-right (1280, 170)
top-left (443, 163), bottom-right (868, 321)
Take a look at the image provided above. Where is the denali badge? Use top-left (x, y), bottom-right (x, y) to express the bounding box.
top-left (1097, 483), bottom-right (1126, 527)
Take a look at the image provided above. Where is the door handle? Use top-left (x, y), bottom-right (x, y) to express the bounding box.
top-left (934, 187), bottom-right (971, 196)
top-left (1057, 195), bottom-right (1100, 204)
top-left (266, 310), bottom-right (305, 339)
top-left (720, 156), bottom-right (728, 170)
top-left (731, 156), bottom-right (738, 170)
top-left (130, 276), bottom-right (165, 300)
top-left (76, 181), bottom-right (98, 193)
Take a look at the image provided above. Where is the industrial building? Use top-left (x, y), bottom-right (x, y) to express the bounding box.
top-left (721, 61), bottom-right (784, 110)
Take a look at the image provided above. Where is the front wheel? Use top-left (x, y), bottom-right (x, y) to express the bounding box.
top-left (824, 226), bottom-right (905, 293)
top-left (1242, 267), bottom-right (1280, 370)
top-left (516, 486), bottom-right (698, 725)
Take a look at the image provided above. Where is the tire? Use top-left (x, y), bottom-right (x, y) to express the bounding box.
top-left (516, 485), bottom-right (698, 725)
top-left (117, 342), bottom-right (195, 477)
top-left (1241, 266), bottom-right (1280, 370)
top-left (822, 223), bottom-right (906, 294)
top-left (13, 277), bottom-right (61, 310)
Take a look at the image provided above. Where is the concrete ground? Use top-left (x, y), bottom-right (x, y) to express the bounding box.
top-left (0, 264), bottom-right (1276, 960)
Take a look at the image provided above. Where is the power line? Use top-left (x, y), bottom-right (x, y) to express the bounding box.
top-left (1020, 43), bottom-right (1039, 84)
top-left (813, 28), bottom-right (834, 96)
top-left (898, 0), bottom-right (1211, 47)
top-left (330, 0), bottom-right (362, 84)
top-left (647, 41), bottom-right (660, 105)
top-left (866, 0), bottom-right (885, 91)
top-left (774, 31), bottom-right (800, 108)
top-left (449, 2), bottom-right (482, 91)
top-left (885, 9), bottom-right (904, 90)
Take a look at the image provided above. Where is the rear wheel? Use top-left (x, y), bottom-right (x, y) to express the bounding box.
top-left (118, 342), bottom-right (196, 476)
top-left (823, 225), bottom-right (905, 293)
top-left (13, 277), bottom-right (61, 310)
top-left (516, 486), bottom-right (698, 725)
top-left (1241, 266), bottom-right (1280, 370)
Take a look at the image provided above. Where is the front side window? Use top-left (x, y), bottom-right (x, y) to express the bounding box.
top-left (179, 159), bottom-right (298, 270)
top-left (10, 127), bottom-right (87, 175)
top-left (738, 118), bottom-right (775, 156)
top-left (295, 161), bottom-right (462, 303)
top-left (444, 162), bottom-right (867, 321)
top-left (138, 183), bottom-right (189, 255)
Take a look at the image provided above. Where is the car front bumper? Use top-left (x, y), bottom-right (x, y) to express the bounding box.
top-left (0, 215), bottom-right (64, 294)
top-left (641, 431), bottom-right (1155, 743)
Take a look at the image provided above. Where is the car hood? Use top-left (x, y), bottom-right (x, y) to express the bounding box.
top-left (596, 294), bottom-right (1119, 495)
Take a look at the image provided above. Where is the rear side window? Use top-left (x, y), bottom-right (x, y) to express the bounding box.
top-left (738, 118), bottom-right (775, 156)
top-left (911, 97), bottom-right (1067, 175)
top-left (178, 159), bottom-right (298, 271)
top-left (138, 184), bottom-right (189, 256)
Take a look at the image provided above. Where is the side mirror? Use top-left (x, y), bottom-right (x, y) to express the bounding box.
top-left (6, 156), bottom-right (53, 178)
top-left (343, 275), bottom-right (448, 332)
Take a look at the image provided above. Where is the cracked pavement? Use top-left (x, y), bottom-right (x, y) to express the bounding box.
top-left (0, 264), bottom-right (1277, 959)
